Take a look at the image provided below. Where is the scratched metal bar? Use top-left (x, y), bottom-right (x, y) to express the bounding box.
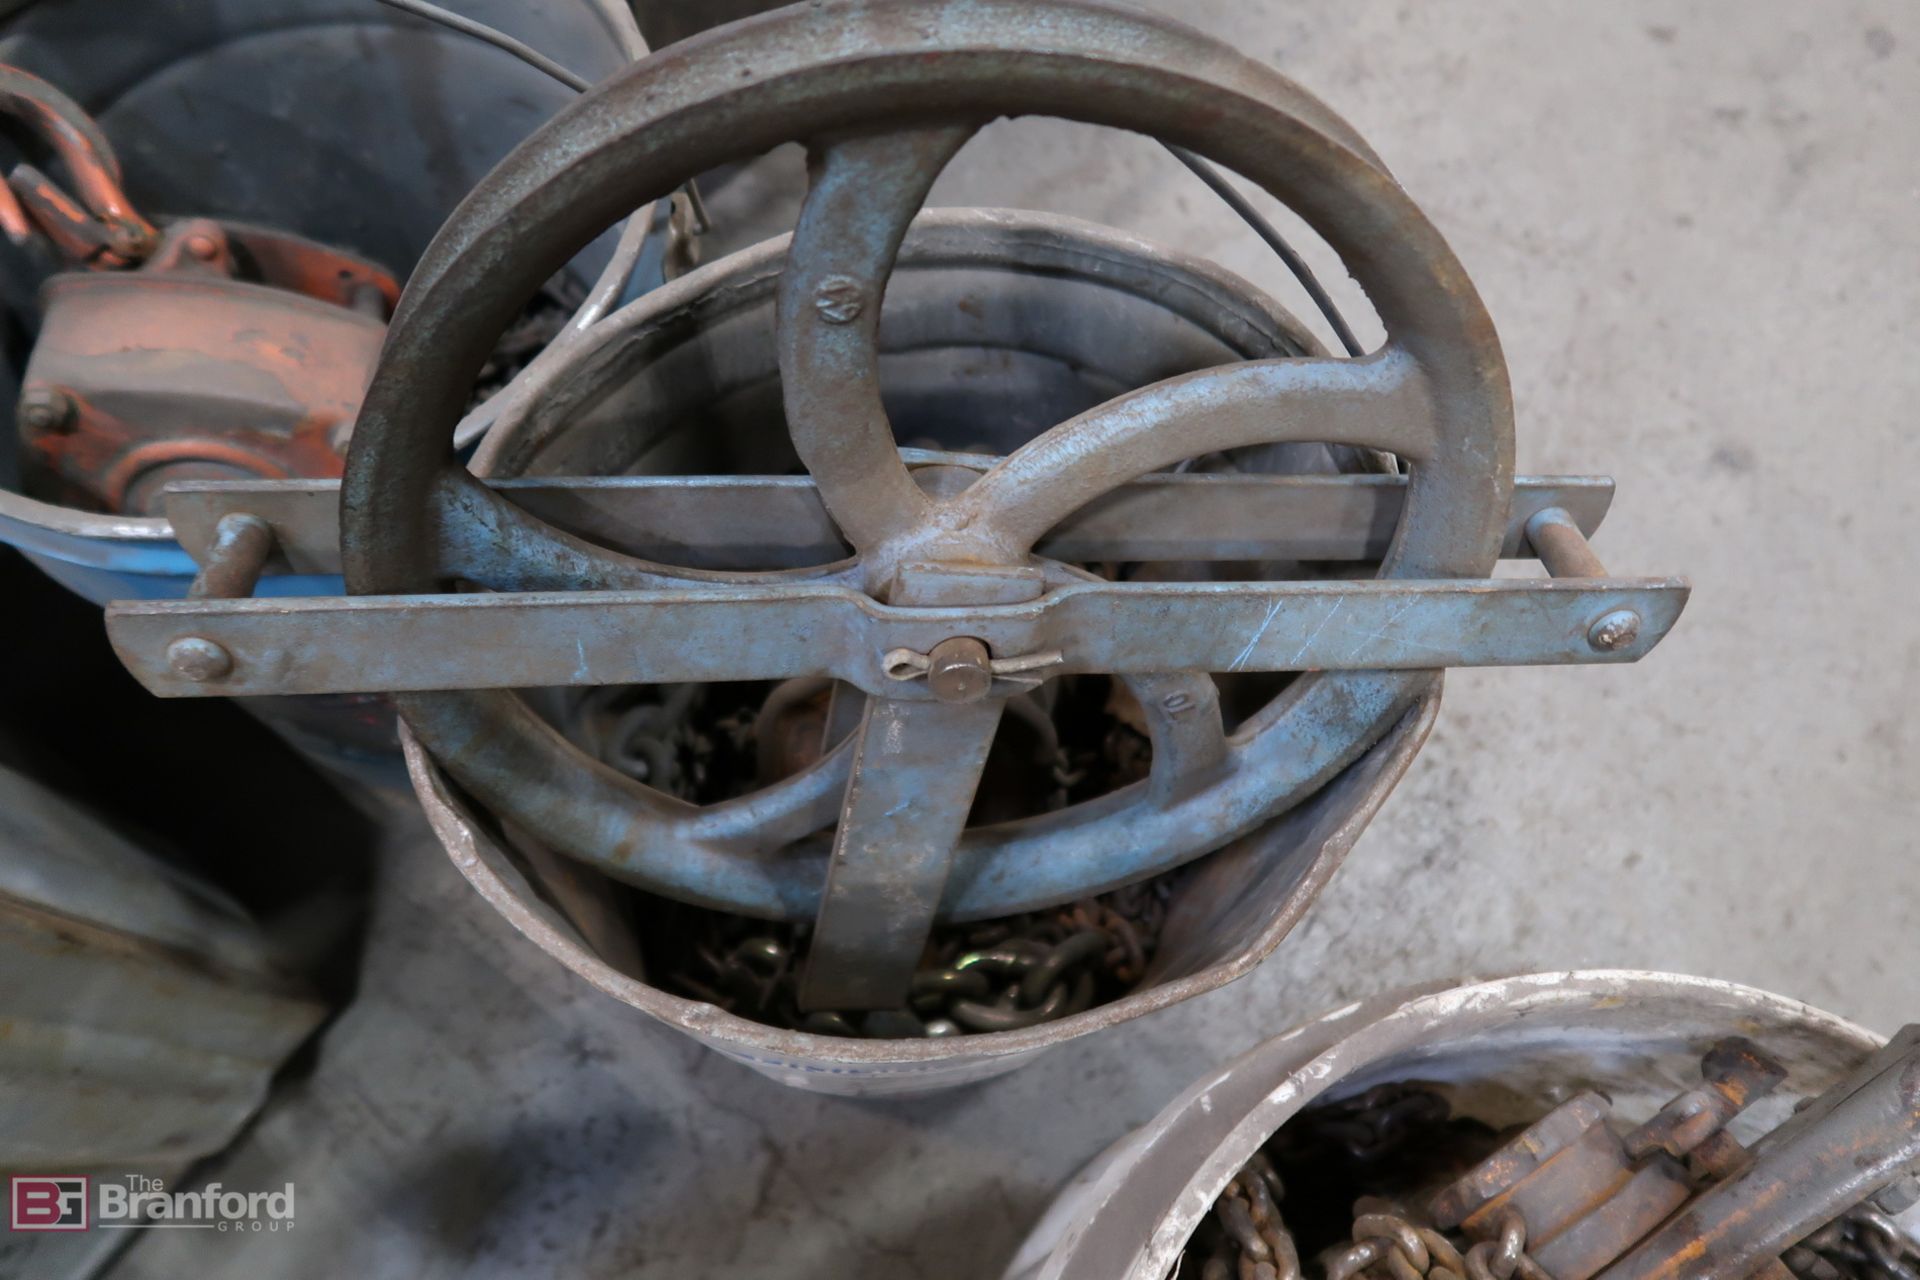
top-left (105, 575), bottom-right (1687, 699)
top-left (1596, 1028), bottom-right (1920, 1280)
top-left (161, 474), bottom-right (1613, 574)
top-left (799, 697), bottom-right (1005, 1010)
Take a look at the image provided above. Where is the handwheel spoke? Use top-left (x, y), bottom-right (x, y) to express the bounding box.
top-left (776, 125), bottom-right (974, 552)
top-left (1125, 673), bottom-right (1230, 803)
top-left (680, 734), bottom-right (854, 851)
top-left (956, 346), bottom-right (1438, 555)
top-left (432, 470), bottom-right (851, 591)
top-left (797, 696), bottom-right (1004, 1011)
top-left (1044, 564), bottom-right (1229, 802)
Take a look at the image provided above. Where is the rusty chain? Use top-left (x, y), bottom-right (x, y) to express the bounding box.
top-left (1213, 1190), bottom-right (1541, 1280)
top-left (1189, 1086), bottom-right (1551, 1280)
top-left (1202, 1150), bottom-right (1301, 1280)
top-left (1191, 1076), bottom-right (1919, 1280)
top-left (0, 64), bottom-right (157, 266)
top-left (558, 673), bottom-right (1170, 1036)
top-left (1789, 1205), bottom-right (1920, 1280)
top-left (1322, 1201), bottom-right (1467, 1280)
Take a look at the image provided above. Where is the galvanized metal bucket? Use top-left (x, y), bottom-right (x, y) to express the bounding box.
top-left (1000, 971), bottom-right (1891, 1280)
top-left (394, 207), bottom-right (1442, 1093)
top-left (404, 684), bottom-right (1438, 1094)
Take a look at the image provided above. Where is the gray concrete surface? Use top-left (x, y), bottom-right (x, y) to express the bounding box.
top-left (112, 2), bottom-right (1918, 1277)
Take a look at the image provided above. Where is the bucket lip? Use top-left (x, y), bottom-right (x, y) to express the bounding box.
top-left (470, 203), bottom-right (1329, 478)
top-left (1005, 969), bottom-right (1884, 1280)
top-left (401, 681), bottom-right (1441, 1070)
top-left (0, 487), bottom-right (176, 541)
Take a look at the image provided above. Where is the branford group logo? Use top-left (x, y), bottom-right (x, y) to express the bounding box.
top-left (9, 1175), bottom-right (294, 1233)
top-left (11, 1176), bottom-right (88, 1231)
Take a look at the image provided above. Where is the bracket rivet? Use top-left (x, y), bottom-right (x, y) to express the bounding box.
top-left (813, 274), bottom-right (864, 324)
top-left (926, 637), bottom-right (992, 704)
top-left (167, 636), bottom-right (233, 682)
top-left (16, 386), bottom-right (74, 434)
top-left (1587, 609), bottom-right (1642, 652)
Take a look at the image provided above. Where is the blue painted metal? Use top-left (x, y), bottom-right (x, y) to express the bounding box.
top-left (157, 472), bottom-right (1619, 573)
top-left (0, 497), bottom-right (339, 603)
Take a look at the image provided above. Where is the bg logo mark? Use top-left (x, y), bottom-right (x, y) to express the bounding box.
top-left (11, 1176), bottom-right (89, 1231)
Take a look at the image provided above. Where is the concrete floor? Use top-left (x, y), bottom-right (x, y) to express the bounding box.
top-left (114, 2), bottom-right (1918, 1277)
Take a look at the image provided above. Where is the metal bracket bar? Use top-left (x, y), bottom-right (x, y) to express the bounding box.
top-left (1526, 506), bottom-right (1651, 652)
top-left (798, 696), bottom-right (1004, 1011)
top-left (1596, 1027), bottom-right (1920, 1280)
top-left (799, 560), bottom-right (1033, 1011)
top-left (106, 573), bottom-right (1689, 699)
top-left (158, 472), bottom-right (1616, 575)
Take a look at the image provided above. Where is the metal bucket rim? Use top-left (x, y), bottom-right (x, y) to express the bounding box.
top-left (470, 203), bottom-right (1330, 477)
top-left (1004, 969), bottom-right (1884, 1280)
top-left (401, 684), bottom-right (1441, 1072)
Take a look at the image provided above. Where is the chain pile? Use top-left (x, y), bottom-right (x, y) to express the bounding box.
top-left (1200, 1151), bottom-right (1298, 1280)
top-left (557, 674), bottom-right (1175, 1037)
top-left (1788, 1205), bottom-right (1920, 1280)
top-left (666, 878), bottom-right (1172, 1037)
top-left (1185, 1086), bottom-right (1549, 1280)
top-left (1193, 1172), bottom-right (1545, 1280)
top-left (467, 274), bottom-right (589, 409)
top-left (1185, 1084), bottom-right (1920, 1280)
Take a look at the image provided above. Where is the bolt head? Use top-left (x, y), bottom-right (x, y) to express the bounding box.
top-left (183, 232), bottom-right (221, 261)
top-left (813, 274), bottom-right (864, 324)
top-left (926, 636), bottom-right (992, 704)
top-left (16, 387), bottom-right (74, 433)
top-left (167, 636), bottom-right (233, 682)
top-left (1588, 609), bottom-right (1642, 652)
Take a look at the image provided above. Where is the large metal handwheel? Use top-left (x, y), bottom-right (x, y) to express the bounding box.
top-left (342, 0), bottom-right (1508, 1007)
top-left (107, 0), bottom-right (1685, 1017)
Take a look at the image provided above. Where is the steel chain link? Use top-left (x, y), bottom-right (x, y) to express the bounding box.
top-left (1192, 1086), bottom-right (1551, 1280)
top-left (668, 878), bottom-right (1171, 1037)
top-left (1193, 1085), bottom-right (1913, 1280)
top-left (1788, 1206), bottom-right (1920, 1280)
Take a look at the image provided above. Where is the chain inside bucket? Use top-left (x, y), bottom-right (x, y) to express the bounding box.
top-left (1185, 1035), bottom-right (1920, 1280)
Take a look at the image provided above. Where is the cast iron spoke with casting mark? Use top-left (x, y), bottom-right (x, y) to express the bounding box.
top-left (776, 126), bottom-right (975, 553)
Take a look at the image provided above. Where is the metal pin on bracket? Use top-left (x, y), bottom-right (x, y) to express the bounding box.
top-left (166, 513), bottom-right (275, 683)
top-left (1527, 506), bottom-right (1643, 653)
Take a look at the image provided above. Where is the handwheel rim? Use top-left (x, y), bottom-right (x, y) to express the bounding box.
top-left (343, 0), bottom-right (1513, 922)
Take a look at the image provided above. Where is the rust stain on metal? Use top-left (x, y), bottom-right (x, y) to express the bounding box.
top-left (18, 220), bottom-right (391, 513)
